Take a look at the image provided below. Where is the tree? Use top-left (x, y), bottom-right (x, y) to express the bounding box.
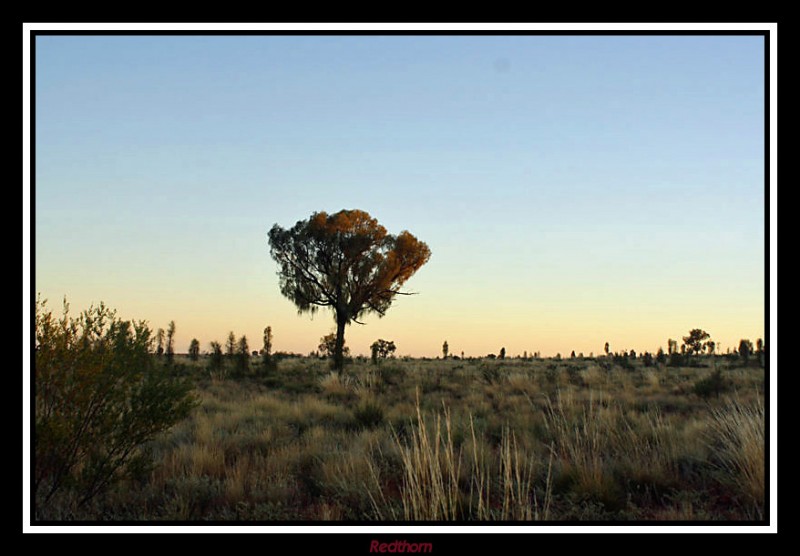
top-left (226, 331), bottom-right (236, 362)
top-left (682, 329), bottom-right (710, 356)
top-left (188, 338), bottom-right (200, 361)
top-left (570, 350), bottom-right (576, 359)
top-left (34, 297), bottom-right (196, 510)
top-left (237, 335), bottom-right (250, 375)
top-left (268, 209), bottom-right (431, 372)
top-left (499, 347), bottom-right (506, 360)
top-left (739, 339), bottom-right (754, 366)
top-left (756, 338), bottom-right (765, 368)
top-left (442, 340), bottom-right (449, 359)
top-left (667, 339), bottom-right (678, 355)
top-left (656, 347), bottom-right (666, 365)
top-left (209, 341), bottom-right (224, 377)
top-left (262, 326), bottom-right (275, 372)
top-left (155, 328), bottom-right (165, 357)
top-left (371, 339), bottom-right (396, 363)
top-left (319, 332), bottom-right (350, 360)
top-left (705, 340), bottom-right (716, 355)
top-left (604, 342), bottom-right (610, 356)
top-left (165, 320), bottom-right (176, 364)
top-left (263, 326), bottom-right (273, 357)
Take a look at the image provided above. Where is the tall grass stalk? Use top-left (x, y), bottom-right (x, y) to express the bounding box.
top-left (391, 396), bottom-right (553, 520)
top-left (707, 397), bottom-right (765, 515)
top-left (394, 398), bottom-right (462, 520)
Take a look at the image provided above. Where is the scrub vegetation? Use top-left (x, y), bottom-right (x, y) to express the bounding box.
top-left (33, 302), bottom-right (767, 522)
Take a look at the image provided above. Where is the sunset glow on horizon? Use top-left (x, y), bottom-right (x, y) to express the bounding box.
top-left (33, 34), bottom-right (767, 358)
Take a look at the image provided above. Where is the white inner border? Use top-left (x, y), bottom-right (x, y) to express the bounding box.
top-left (22, 21), bottom-right (778, 535)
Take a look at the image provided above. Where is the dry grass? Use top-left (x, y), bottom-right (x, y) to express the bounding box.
top-left (707, 397), bottom-right (765, 516)
top-left (393, 397), bottom-right (462, 520)
top-left (385, 394), bottom-right (553, 521)
top-left (36, 356), bottom-right (766, 521)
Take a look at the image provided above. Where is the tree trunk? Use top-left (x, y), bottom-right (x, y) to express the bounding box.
top-left (333, 313), bottom-right (347, 373)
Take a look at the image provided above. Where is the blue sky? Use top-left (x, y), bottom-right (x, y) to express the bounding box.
top-left (34, 34), bottom-right (766, 356)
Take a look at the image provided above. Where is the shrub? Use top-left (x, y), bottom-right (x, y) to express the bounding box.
top-left (481, 365), bottom-right (501, 385)
top-left (693, 369), bottom-right (730, 399)
top-left (34, 296), bottom-right (197, 512)
top-left (208, 341), bottom-right (225, 379)
top-left (667, 352), bottom-right (685, 368)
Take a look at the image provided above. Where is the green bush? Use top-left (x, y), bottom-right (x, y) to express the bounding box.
top-left (34, 297), bottom-right (197, 512)
top-left (693, 369), bottom-right (730, 399)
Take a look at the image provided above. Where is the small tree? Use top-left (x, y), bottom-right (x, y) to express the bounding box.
top-left (756, 338), bottom-right (765, 368)
top-left (682, 329), bottom-right (710, 356)
top-left (236, 335), bottom-right (250, 375)
top-left (262, 326), bottom-right (275, 373)
top-left (209, 341), bottom-right (224, 378)
top-left (226, 331), bottom-right (236, 362)
top-left (667, 339), bottom-right (677, 355)
top-left (155, 328), bottom-right (165, 357)
top-left (371, 339), bottom-right (396, 364)
top-left (165, 320), bottom-right (176, 364)
top-left (604, 342), bottom-right (610, 356)
top-left (188, 338), bottom-right (200, 361)
top-left (499, 347), bottom-right (506, 360)
top-left (656, 347), bottom-right (666, 365)
top-left (319, 332), bottom-right (350, 361)
top-left (739, 339), bottom-right (754, 366)
top-left (442, 340), bottom-right (449, 360)
top-left (570, 350), bottom-right (576, 359)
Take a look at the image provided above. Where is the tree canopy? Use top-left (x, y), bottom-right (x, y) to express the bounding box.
top-left (268, 209), bottom-right (431, 370)
top-left (682, 329), bottom-right (711, 356)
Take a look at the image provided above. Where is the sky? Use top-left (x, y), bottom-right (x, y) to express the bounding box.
top-left (33, 33), bottom-right (767, 358)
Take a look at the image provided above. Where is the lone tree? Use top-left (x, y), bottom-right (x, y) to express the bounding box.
top-left (442, 340), bottom-right (449, 360)
top-left (268, 209), bottom-right (431, 371)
